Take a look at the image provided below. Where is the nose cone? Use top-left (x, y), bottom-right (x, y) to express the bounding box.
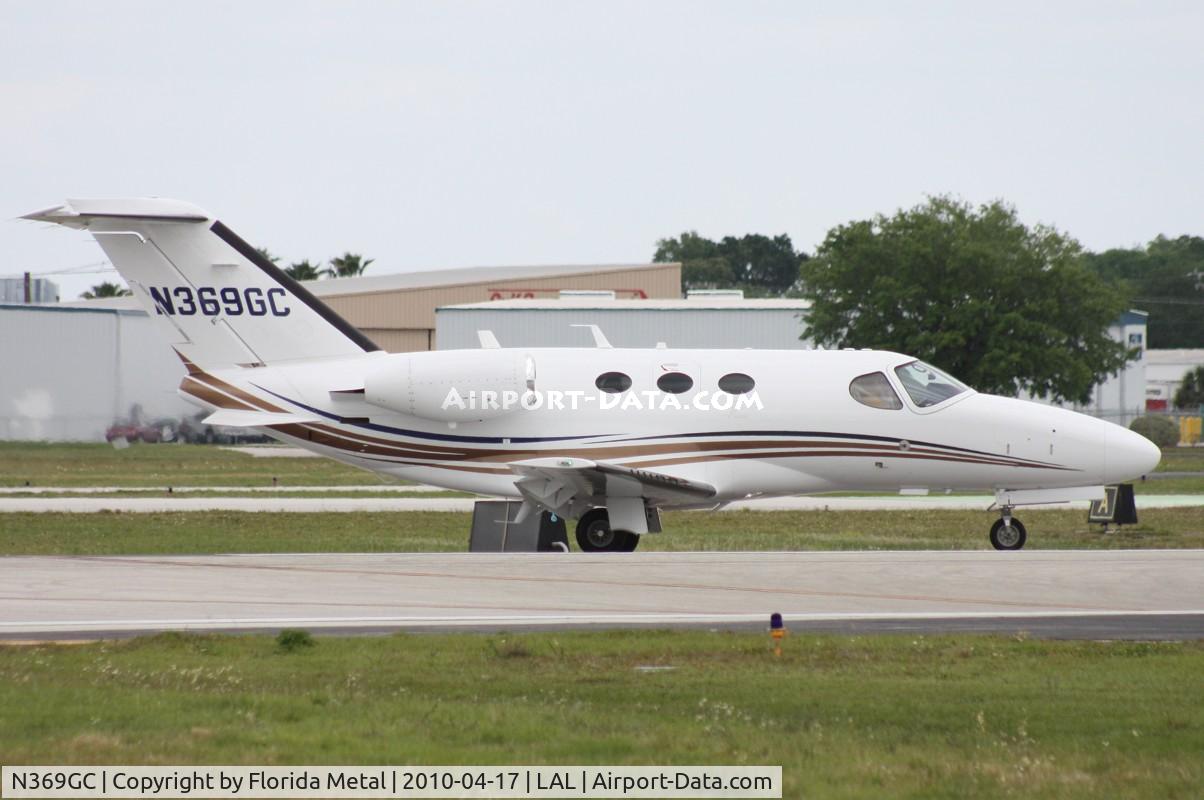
top-left (1106, 424), bottom-right (1162, 483)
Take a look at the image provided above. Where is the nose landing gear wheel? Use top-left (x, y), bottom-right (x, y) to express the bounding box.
top-left (575, 508), bottom-right (640, 552)
top-left (990, 517), bottom-right (1027, 550)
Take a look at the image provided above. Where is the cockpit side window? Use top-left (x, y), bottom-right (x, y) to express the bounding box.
top-left (849, 372), bottom-right (903, 410)
top-left (893, 360), bottom-right (968, 408)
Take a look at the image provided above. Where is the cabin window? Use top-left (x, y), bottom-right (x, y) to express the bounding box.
top-left (718, 373), bottom-right (756, 394)
top-left (657, 372), bottom-right (694, 394)
top-left (893, 360), bottom-right (968, 407)
top-left (595, 371), bottom-right (632, 393)
top-left (849, 371), bottom-right (903, 410)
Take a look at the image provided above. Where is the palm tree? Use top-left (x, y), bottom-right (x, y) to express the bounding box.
top-left (325, 252), bottom-right (374, 278)
top-left (285, 260), bottom-right (323, 281)
top-left (81, 281), bottom-right (131, 299)
top-left (255, 247), bottom-right (280, 265)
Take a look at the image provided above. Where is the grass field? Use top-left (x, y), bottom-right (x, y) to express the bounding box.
top-left (0, 442), bottom-right (381, 488)
top-left (3, 442), bottom-right (1203, 493)
top-left (3, 447), bottom-right (1201, 798)
top-left (1155, 447), bottom-right (1204, 472)
top-left (1136, 475), bottom-right (1204, 493)
top-left (2, 441), bottom-right (1201, 554)
top-left (1, 631), bottom-right (1201, 799)
top-left (0, 489), bottom-right (472, 499)
top-left (1, 507), bottom-right (1202, 555)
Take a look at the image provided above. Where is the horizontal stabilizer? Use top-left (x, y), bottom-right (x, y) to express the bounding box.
top-left (21, 198), bottom-right (210, 227)
top-left (202, 409), bottom-right (322, 428)
top-left (23, 197), bottom-right (381, 368)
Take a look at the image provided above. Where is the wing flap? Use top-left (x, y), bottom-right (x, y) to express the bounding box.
top-left (508, 456), bottom-right (716, 517)
top-left (202, 409), bottom-right (322, 428)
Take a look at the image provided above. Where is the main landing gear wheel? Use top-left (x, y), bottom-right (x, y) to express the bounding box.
top-left (989, 517), bottom-right (1027, 551)
top-left (575, 508), bottom-right (640, 553)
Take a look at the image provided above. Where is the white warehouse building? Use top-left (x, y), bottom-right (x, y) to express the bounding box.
top-left (439, 297), bottom-right (1151, 427)
top-left (436, 295), bottom-right (812, 351)
top-left (0, 305), bottom-right (192, 441)
top-left (1038, 310), bottom-right (1149, 427)
top-left (1145, 349), bottom-right (1204, 411)
top-left (0, 284), bottom-right (1153, 440)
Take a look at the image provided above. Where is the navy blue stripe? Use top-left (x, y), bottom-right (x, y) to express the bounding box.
top-left (252, 384), bottom-right (613, 444)
top-left (250, 385), bottom-right (1059, 467)
top-left (610, 429), bottom-right (1055, 466)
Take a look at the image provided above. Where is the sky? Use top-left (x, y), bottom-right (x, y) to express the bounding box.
top-left (2, 1), bottom-right (1201, 300)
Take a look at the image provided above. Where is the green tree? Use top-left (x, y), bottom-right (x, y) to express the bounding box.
top-left (1083, 235), bottom-right (1204, 348)
top-left (654, 231), bottom-right (735, 290)
top-left (717, 234), bottom-right (806, 295)
top-left (325, 252), bottom-right (374, 278)
top-left (81, 281), bottom-right (131, 299)
top-left (654, 231), bottom-right (806, 295)
top-left (653, 230), bottom-right (720, 263)
top-left (1174, 366), bottom-right (1204, 409)
top-left (255, 247), bottom-right (280, 265)
top-left (801, 196), bottom-right (1134, 404)
top-left (285, 260), bottom-right (323, 281)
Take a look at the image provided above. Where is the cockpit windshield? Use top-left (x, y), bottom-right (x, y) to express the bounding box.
top-left (893, 360), bottom-right (969, 407)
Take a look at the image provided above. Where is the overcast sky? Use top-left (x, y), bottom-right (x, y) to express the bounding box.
top-left (2, 1), bottom-right (1201, 300)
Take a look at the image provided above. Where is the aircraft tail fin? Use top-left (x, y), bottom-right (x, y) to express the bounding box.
top-left (24, 198), bottom-right (380, 368)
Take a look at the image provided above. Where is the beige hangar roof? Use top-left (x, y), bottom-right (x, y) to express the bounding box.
top-left (58, 261), bottom-right (682, 352)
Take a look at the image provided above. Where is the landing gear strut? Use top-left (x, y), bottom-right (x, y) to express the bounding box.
top-left (990, 508), bottom-right (1027, 551)
top-left (575, 508), bottom-right (640, 553)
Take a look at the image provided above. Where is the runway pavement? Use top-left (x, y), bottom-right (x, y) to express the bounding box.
top-left (2, 550), bottom-right (1201, 640)
top-left (3, 494), bottom-right (1203, 512)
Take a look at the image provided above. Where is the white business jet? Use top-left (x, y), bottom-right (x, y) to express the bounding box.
top-left (25, 199), bottom-right (1160, 551)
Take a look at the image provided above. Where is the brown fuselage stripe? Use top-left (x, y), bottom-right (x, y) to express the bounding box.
top-left (268, 424), bottom-right (493, 462)
top-left (276, 430), bottom-right (1069, 476)
top-left (631, 449), bottom-right (1056, 470)
top-left (285, 422), bottom-right (1063, 471)
top-left (307, 424), bottom-right (477, 456)
top-left (276, 408), bottom-right (1059, 469)
top-left (182, 365), bottom-right (1071, 473)
top-left (175, 351), bottom-right (203, 375)
top-left (191, 371), bottom-right (286, 413)
top-left (179, 378), bottom-right (256, 412)
top-left (290, 418), bottom-right (1066, 472)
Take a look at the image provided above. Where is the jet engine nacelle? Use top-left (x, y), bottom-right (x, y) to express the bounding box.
top-left (363, 350), bottom-right (535, 422)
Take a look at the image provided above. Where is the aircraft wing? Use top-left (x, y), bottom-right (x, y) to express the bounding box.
top-left (508, 456), bottom-right (717, 516)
